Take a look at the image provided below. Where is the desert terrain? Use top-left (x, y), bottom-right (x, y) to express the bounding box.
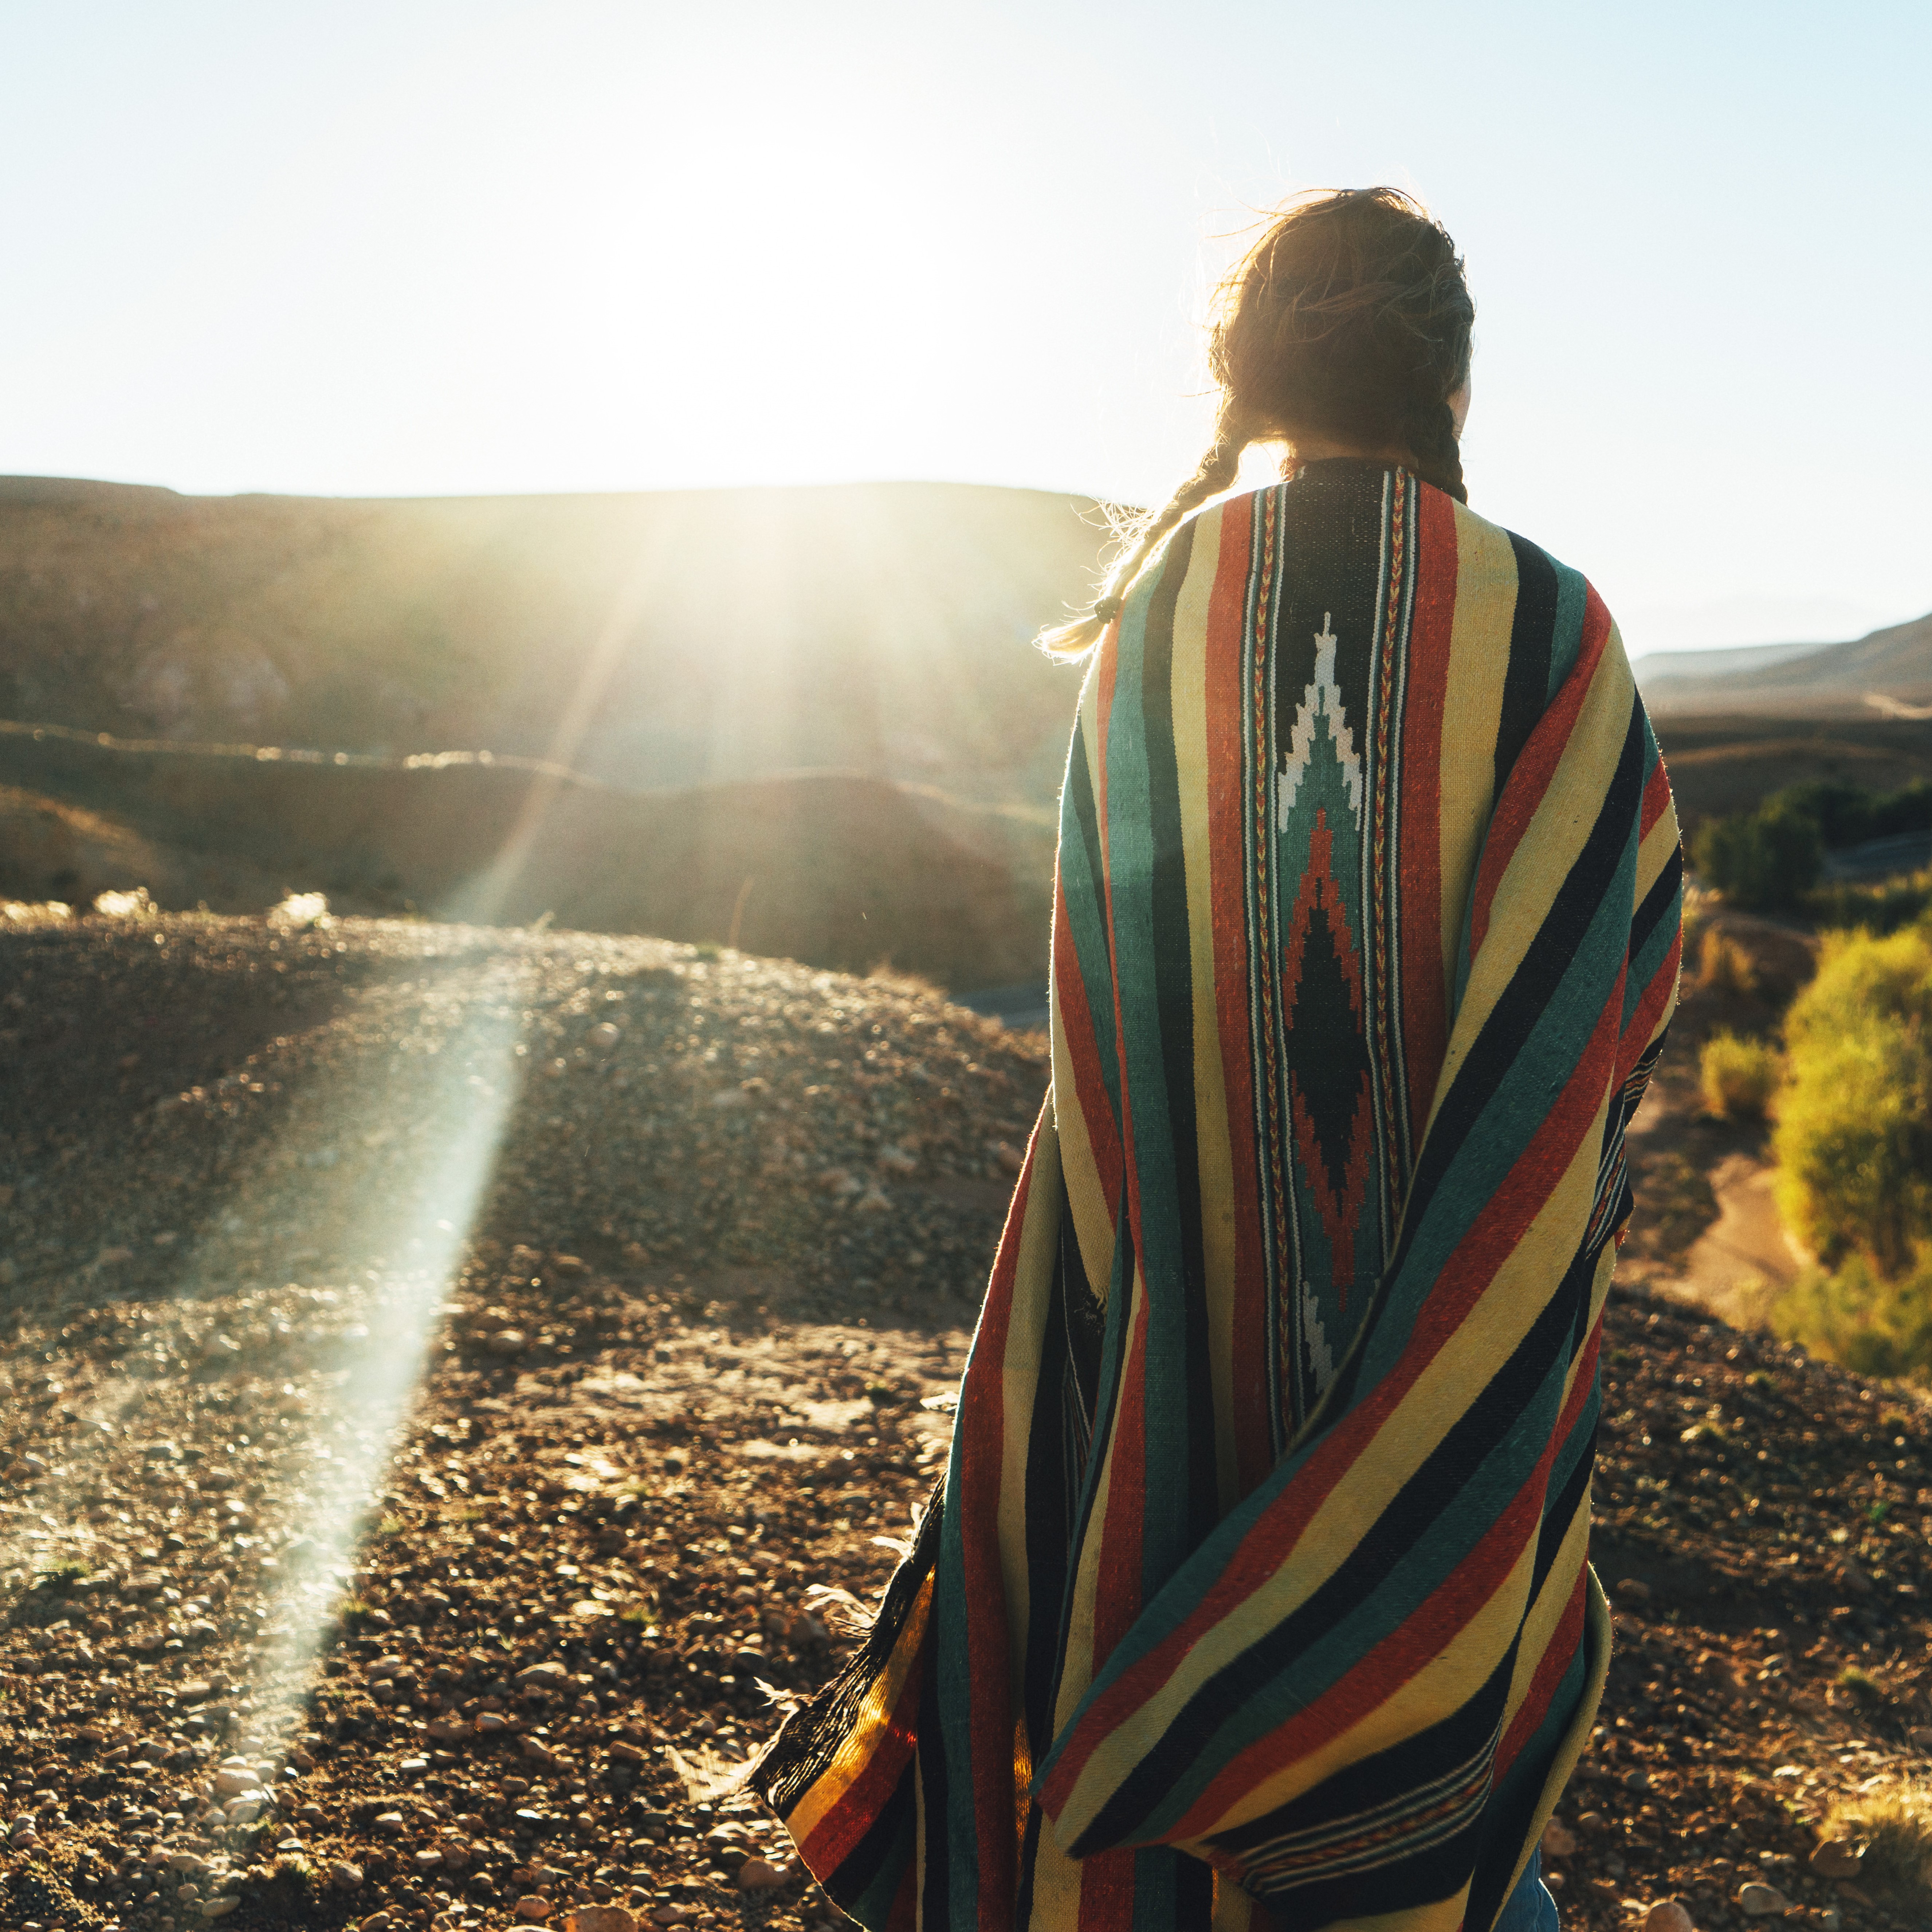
top-left (0, 904), bottom-right (1926, 1932)
top-left (5, 484), bottom-right (1932, 1932)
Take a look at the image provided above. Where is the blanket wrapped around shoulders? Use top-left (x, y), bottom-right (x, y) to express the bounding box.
top-left (753, 464), bottom-right (1683, 1932)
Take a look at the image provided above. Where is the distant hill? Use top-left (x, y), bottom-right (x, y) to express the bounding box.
top-left (0, 476), bottom-right (1109, 809)
top-left (1635, 608), bottom-right (1932, 720)
top-left (0, 722), bottom-right (1057, 989)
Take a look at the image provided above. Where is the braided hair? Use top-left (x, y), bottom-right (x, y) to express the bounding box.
top-left (1041, 187), bottom-right (1473, 657)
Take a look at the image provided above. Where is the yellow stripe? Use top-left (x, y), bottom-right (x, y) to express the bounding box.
top-left (1167, 505), bottom-right (1242, 1512)
top-left (1168, 1525), bottom-right (1541, 1846)
top-left (1054, 674), bottom-right (1119, 1302)
top-left (1437, 506), bottom-right (1519, 989)
top-left (1499, 1478), bottom-right (1591, 1732)
top-left (1026, 1792), bottom-right (1087, 1929)
top-left (786, 1570), bottom-right (935, 1845)
top-left (1047, 1111), bottom-right (1607, 1842)
top-left (1051, 999), bottom-right (1115, 1308)
top-left (1497, 1568), bottom-right (1612, 1916)
top-left (1429, 640), bottom-right (1636, 1130)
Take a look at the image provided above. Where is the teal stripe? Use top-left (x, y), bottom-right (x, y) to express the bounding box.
top-left (1058, 718), bottom-right (1124, 1140)
top-left (1625, 880), bottom-right (1681, 1030)
top-left (1546, 561), bottom-right (1589, 699)
top-left (844, 1814), bottom-right (916, 1931)
top-left (1358, 829), bottom-right (1638, 1391)
top-left (1075, 1334), bottom-right (1576, 1838)
top-left (1100, 564), bottom-right (1197, 1594)
top-left (1487, 1636), bottom-right (1589, 1848)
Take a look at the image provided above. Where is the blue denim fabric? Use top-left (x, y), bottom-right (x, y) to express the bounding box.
top-left (1492, 1850), bottom-right (1560, 1932)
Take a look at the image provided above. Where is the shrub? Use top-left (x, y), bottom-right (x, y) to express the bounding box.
top-left (1692, 800), bottom-right (1823, 911)
top-left (1774, 926), bottom-right (1932, 1274)
top-left (1695, 927), bottom-right (1759, 997)
top-left (1699, 1030), bottom-right (1780, 1118)
top-left (1774, 1250), bottom-right (1932, 1378)
top-left (1806, 868), bottom-right (1932, 936)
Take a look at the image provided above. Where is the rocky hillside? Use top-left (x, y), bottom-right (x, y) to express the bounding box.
top-left (1, 911), bottom-right (1931, 1932)
top-left (0, 478), bottom-right (1102, 810)
top-left (1637, 612), bottom-right (1932, 723)
top-left (0, 729), bottom-right (1059, 991)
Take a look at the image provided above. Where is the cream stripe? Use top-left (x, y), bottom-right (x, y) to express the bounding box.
top-left (1051, 997), bottom-right (1116, 1306)
top-left (997, 1120), bottom-right (1065, 1708)
top-left (1428, 643), bottom-right (1637, 1130)
top-left (1168, 506), bottom-right (1242, 1512)
top-left (1048, 1119), bottom-right (1607, 1840)
top-left (1437, 506), bottom-right (1519, 986)
top-left (1635, 798), bottom-right (1681, 909)
top-left (1167, 1523), bottom-right (1542, 1845)
top-left (1051, 1264), bottom-right (1146, 1740)
top-left (1495, 1570), bottom-right (1612, 1916)
top-left (1498, 1479), bottom-right (1591, 1729)
top-left (1026, 1790), bottom-right (1087, 1929)
top-left (786, 1571), bottom-right (935, 1844)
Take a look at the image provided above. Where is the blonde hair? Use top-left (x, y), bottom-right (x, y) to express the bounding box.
top-left (1040, 187), bottom-right (1473, 658)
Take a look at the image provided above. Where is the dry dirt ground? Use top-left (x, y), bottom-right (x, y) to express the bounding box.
top-left (4, 911), bottom-right (1932, 1932)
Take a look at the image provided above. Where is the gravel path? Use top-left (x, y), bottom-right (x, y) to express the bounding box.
top-left (3, 910), bottom-right (1931, 1932)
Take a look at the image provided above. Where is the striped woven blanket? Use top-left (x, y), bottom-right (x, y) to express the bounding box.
top-left (753, 462), bottom-right (1683, 1932)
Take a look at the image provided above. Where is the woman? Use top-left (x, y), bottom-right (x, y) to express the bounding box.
top-left (754, 187), bottom-right (1682, 1932)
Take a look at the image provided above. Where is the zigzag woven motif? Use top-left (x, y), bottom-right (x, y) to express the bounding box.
top-left (753, 463), bottom-right (1684, 1932)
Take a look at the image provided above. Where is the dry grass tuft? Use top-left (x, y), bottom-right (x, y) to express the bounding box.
top-left (865, 962), bottom-right (947, 1002)
top-left (1820, 1785), bottom-right (1932, 1907)
top-left (1697, 926), bottom-right (1760, 997)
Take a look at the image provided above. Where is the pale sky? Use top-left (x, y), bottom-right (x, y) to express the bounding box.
top-left (4, 0), bottom-right (1928, 655)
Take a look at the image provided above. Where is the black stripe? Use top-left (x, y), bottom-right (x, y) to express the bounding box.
top-left (1067, 1262), bottom-right (1588, 1853)
top-left (1021, 1234), bottom-right (1077, 1768)
top-left (1375, 698), bottom-right (1648, 1305)
top-left (917, 1657), bottom-right (951, 1929)
top-left (1630, 841), bottom-right (1684, 964)
top-left (822, 1750), bottom-right (918, 1916)
top-left (1495, 535), bottom-right (1559, 799)
top-left (1224, 1648), bottom-right (1520, 1922)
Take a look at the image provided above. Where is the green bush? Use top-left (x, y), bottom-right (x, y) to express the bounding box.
top-left (1699, 1030), bottom-right (1781, 1118)
top-left (1692, 800), bottom-right (1823, 911)
top-left (1775, 1249), bottom-right (1932, 1379)
top-left (1806, 868), bottom-right (1932, 936)
top-left (1774, 927), bottom-right (1932, 1275)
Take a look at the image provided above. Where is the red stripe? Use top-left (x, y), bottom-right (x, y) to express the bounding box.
top-left (1091, 1281), bottom-right (1150, 1667)
top-left (795, 1597), bottom-right (933, 1873)
top-left (1615, 929), bottom-right (1681, 1091)
top-left (1168, 1393), bottom-right (1573, 1838)
top-left (1204, 495), bottom-right (1271, 1496)
top-left (1470, 585), bottom-right (1614, 955)
top-left (1076, 1845), bottom-right (1138, 1932)
top-left (1398, 487), bottom-right (1458, 1136)
top-left (955, 1124), bottom-right (1042, 1902)
top-left (1496, 1564), bottom-right (1590, 1772)
top-left (1054, 878), bottom-right (1124, 1213)
top-left (1639, 755), bottom-right (1672, 840)
top-left (1041, 981), bottom-right (1626, 1809)
top-left (883, 1843), bottom-right (921, 1932)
